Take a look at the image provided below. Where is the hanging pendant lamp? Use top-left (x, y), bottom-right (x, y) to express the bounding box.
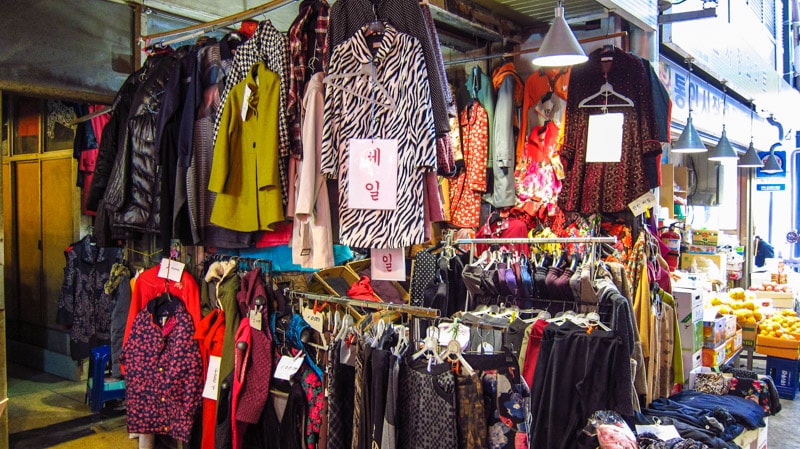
top-left (532, 1), bottom-right (588, 67)
top-left (708, 82), bottom-right (738, 161)
top-left (672, 58), bottom-right (707, 153)
top-left (762, 144), bottom-right (782, 173)
top-left (738, 102), bottom-right (764, 168)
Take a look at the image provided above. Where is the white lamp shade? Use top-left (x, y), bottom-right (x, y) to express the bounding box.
top-left (762, 151), bottom-right (782, 173)
top-left (708, 129), bottom-right (738, 161)
top-left (672, 117), bottom-right (707, 153)
top-left (532, 5), bottom-right (588, 67)
top-left (738, 142), bottom-right (763, 168)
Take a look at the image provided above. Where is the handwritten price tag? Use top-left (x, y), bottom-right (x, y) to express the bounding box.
top-left (628, 191), bottom-right (658, 217)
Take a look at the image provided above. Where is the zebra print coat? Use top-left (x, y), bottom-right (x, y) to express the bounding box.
top-left (321, 24), bottom-right (436, 249)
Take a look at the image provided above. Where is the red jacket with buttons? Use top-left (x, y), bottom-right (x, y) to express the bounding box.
top-left (122, 298), bottom-right (203, 442)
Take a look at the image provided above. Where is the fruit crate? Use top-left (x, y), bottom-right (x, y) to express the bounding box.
top-left (766, 356), bottom-right (800, 400)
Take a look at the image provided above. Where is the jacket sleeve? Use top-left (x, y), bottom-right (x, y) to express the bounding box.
top-left (208, 89), bottom-right (235, 194)
top-left (86, 69), bottom-right (141, 212)
top-left (56, 249), bottom-right (77, 327)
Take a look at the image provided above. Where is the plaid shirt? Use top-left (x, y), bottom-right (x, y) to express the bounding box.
top-left (287, 0), bottom-right (330, 157)
top-left (213, 20), bottom-right (291, 207)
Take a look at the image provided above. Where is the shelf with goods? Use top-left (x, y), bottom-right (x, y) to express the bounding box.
top-left (659, 163), bottom-right (689, 220)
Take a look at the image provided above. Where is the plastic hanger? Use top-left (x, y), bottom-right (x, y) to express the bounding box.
top-left (411, 327), bottom-right (444, 363)
top-left (323, 62), bottom-right (397, 112)
top-left (577, 81), bottom-right (634, 112)
top-left (440, 339), bottom-right (475, 376)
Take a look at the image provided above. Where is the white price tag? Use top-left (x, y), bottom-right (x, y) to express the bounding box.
top-left (370, 248), bottom-right (405, 281)
top-left (585, 113), bottom-right (624, 162)
top-left (274, 353), bottom-right (305, 381)
top-left (347, 138), bottom-right (398, 210)
top-left (249, 310), bottom-right (262, 331)
top-left (241, 84), bottom-right (252, 121)
top-left (635, 424), bottom-right (681, 441)
top-left (157, 259), bottom-right (185, 282)
top-left (628, 191), bottom-right (658, 217)
top-left (202, 356), bottom-right (222, 400)
top-left (302, 306), bottom-right (326, 334)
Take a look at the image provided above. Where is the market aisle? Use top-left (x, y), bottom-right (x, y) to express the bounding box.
top-left (6, 360), bottom-right (800, 448)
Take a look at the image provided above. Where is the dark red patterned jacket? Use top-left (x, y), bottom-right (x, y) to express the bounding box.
top-left (122, 297), bottom-right (203, 442)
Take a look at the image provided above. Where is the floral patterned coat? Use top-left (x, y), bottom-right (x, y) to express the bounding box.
top-left (56, 235), bottom-right (123, 360)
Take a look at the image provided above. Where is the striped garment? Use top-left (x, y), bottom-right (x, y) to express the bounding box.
top-left (321, 24), bottom-right (436, 249)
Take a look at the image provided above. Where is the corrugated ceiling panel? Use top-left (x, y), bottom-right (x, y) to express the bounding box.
top-left (491, 0), bottom-right (606, 21)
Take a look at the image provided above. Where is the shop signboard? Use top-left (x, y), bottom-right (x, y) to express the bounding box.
top-left (658, 58), bottom-right (773, 150)
top-left (661, 0), bottom-right (800, 127)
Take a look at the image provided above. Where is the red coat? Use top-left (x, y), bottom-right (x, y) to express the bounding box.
top-left (124, 265), bottom-right (202, 348)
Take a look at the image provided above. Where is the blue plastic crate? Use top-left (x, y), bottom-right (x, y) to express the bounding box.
top-left (766, 356), bottom-right (800, 400)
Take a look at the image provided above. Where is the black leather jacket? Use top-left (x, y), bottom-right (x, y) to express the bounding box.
top-left (104, 51), bottom-right (183, 235)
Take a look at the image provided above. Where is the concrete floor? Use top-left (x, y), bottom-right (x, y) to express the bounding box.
top-left (6, 361), bottom-right (800, 448)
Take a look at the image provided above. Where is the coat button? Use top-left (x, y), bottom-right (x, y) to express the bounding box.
top-left (163, 426), bottom-right (169, 432)
top-left (161, 396), bottom-right (166, 402)
top-left (158, 367), bottom-right (164, 372)
top-left (252, 142), bottom-right (256, 148)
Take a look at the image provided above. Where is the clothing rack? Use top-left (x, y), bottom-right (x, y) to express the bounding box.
top-left (141, 0), bottom-right (299, 43)
top-left (457, 237), bottom-right (617, 245)
top-left (286, 290), bottom-right (441, 318)
top-left (443, 31), bottom-right (628, 66)
top-left (69, 106), bottom-right (111, 126)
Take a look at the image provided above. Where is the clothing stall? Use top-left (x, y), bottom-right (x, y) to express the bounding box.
top-left (50, 0), bottom-right (779, 448)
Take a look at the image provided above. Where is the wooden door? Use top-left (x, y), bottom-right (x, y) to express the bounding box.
top-left (2, 94), bottom-right (79, 357)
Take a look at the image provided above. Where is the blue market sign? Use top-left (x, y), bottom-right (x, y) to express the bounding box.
top-left (756, 184), bottom-right (785, 191)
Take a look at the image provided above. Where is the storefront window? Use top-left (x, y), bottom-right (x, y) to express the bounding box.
top-left (13, 97), bottom-right (40, 155)
top-left (44, 100), bottom-right (76, 152)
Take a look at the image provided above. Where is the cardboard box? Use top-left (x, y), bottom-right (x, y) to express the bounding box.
top-left (724, 314), bottom-right (738, 340)
top-left (756, 334), bottom-right (800, 359)
top-left (702, 341), bottom-right (727, 367)
top-left (742, 323), bottom-right (758, 348)
top-left (725, 336), bottom-right (738, 361)
top-left (674, 288), bottom-right (704, 351)
top-left (734, 327), bottom-right (743, 351)
top-left (753, 290), bottom-right (796, 309)
top-left (681, 349), bottom-right (702, 383)
top-left (704, 312), bottom-right (728, 348)
top-left (734, 417), bottom-right (768, 449)
top-left (692, 229), bottom-right (719, 246)
top-left (681, 253), bottom-right (727, 280)
top-left (687, 244), bottom-right (718, 254)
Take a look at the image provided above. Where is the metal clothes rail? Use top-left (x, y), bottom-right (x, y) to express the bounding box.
top-left (456, 236), bottom-right (617, 245)
top-left (141, 0), bottom-right (298, 43)
top-left (443, 31), bottom-right (628, 66)
top-left (285, 290), bottom-right (441, 318)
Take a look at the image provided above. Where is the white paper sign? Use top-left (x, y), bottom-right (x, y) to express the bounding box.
top-left (371, 248), bottom-right (405, 281)
top-left (302, 306), bottom-right (326, 334)
top-left (241, 84), bottom-right (252, 121)
top-left (274, 352), bottom-right (305, 381)
top-left (585, 113), bottom-right (624, 162)
top-left (635, 425), bottom-right (681, 440)
top-left (157, 259), bottom-right (185, 282)
top-left (348, 139), bottom-right (398, 210)
top-left (628, 191), bottom-right (659, 216)
top-left (202, 356), bottom-right (222, 400)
